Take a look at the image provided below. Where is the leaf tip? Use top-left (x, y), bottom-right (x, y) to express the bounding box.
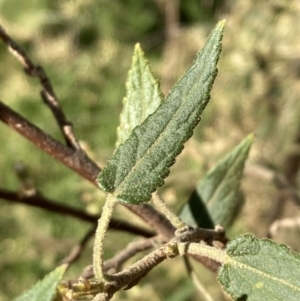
top-left (132, 42), bottom-right (147, 65)
top-left (134, 42), bottom-right (141, 50)
top-left (218, 19), bottom-right (226, 29)
top-left (246, 133), bottom-right (255, 145)
top-left (59, 263), bottom-right (69, 273)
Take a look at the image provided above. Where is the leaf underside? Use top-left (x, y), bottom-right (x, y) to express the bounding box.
top-left (180, 134), bottom-right (253, 228)
top-left (15, 264), bottom-right (67, 301)
top-left (97, 20), bottom-right (226, 204)
top-left (218, 234), bottom-right (300, 301)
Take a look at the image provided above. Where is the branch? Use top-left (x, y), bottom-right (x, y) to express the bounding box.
top-left (0, 101), bottom-right (100, 182)
top-left (112, 226), bottom-right (226, 288)
top-left (78, 227), bottom-right (225, 280)
top-left (0, 101), bottom-right (176, 238)
top-left (0, 25), bottom-right (220, 274)
top-left (81, 236), bottom-right (159, 279)
top-left (0, 24), bottom-right (80, 149)
top-left (60, 226), bottom-right (97, 265)
top-left (62, 226), bottom-right (225, 300)
top-left (0, 23), bottom-right (177, 242)
top-left (0, 188), bottom-right (155, 238)
top-left (63, 240), bottom-right (174, 300)
top-left (125, 203), bottom-right (175, 240)
top-left (104, 237), bottom-right (158, 273)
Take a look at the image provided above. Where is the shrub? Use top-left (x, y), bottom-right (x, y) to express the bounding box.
top-left (1, 19), bottom-right (300, 301)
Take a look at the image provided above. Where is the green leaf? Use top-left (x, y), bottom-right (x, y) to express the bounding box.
top-left (180, 135), bottom-right (253, 228)
top-left (218, 234), bottom-right (300, 301)
top-left (97, 20), bottom-right (226, 204)
top-left (116, 43), bottom-right (163, 147)
top-left (15, 264), bottom-right (67, 301)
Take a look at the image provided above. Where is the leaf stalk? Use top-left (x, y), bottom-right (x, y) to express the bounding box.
top-left (93, 194), bottom-right (117, 281)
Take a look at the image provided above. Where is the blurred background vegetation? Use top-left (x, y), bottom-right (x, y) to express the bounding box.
top-left (0, 0), bottom-right (300, 300)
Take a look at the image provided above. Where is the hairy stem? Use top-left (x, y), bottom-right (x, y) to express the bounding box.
top-left (93, 194), bottom-right (117, 280)
top-left (82, 236), bottom-right (158, 278)
top-left (182, 242), bottom-right (227, 264)
top-left (0, 101), bottom-right (176, 241)
top-left (63, 228), bottom-right (225, 300)
top-left (152, 192), bottom-right (185, 229)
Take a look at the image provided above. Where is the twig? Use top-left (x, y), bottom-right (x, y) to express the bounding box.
top-left (126, 203), bottom-right (175, 240)
top-left (112, 242), bottom-right (175, 290)
top-left (0, 188), bottom-right (155, 238)
top-left (152, 192), bottom-right (185, 229)
top-left (81, 236), bottom-right (159, 279)
top-left (174, 225), bottom-right (228, 246)
top-left (104, 237), bottom-right (158, 273)
top-left (0, 101), bottom-right (100, 182)
top-left (62, 227), bottom-right (225, 300)
top-left (0, 27), bottom-right (223, 276)
top-left (0, 24), bottom-right (177, 242)
top-left (0, 101), bottom-right (176, 239)
top-left (0, 89), bottom-right (220, 274)
top-left (67, 243), bottom-right (171, 301)
top-left (0, 24), bottom-right (80, 149)
top-left (76, 226), bottom-right (225, 283)
top-left (60, 226), bottom-right (97, 265)
top-left (175, 226), bottom-right (225, 273)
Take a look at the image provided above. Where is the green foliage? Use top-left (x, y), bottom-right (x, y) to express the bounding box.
top-left (218, 234), bottom-right (300, 301)
top-left (1, 2), bottom-right (300, 301)
top-left (94, 19), bottom-right (300, 300)
top-left (97, 21), bottom-right (225, 204)
top-left (14, 265), bottom-right (67, 301)
top-left (180, 135), bottom-right (253, 228)
top-left (116, 43), bottom-right (163, 147)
